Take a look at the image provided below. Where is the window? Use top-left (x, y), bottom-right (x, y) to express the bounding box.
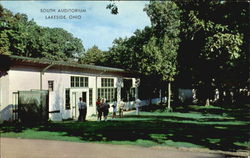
top-left (48, 81), bottom-right (54, 91)
top-left (101, 78), bottom-right (114, 87)
top-left (80, 77), bottom-right (84, 87)
top-left (12, 92), bottom-right (18, 120)
top-left (82, 92), bottom-right (87, 102)
top-left (98, 78), bottom-right (116, 101)
top-left (75, 77), bottom-right (79, 87)
top-left (98, 88), bottom-right (117, 102)
top-left (71, 77), bottom-right (74, 87)
top-left (89, 89), bottom-right (93, 106)
top-left (65, 89), bottom-right (70, 110)
top-left (121, 79), bottom-right (136, 101)
top-left (121, 88), bottom-right (136, 102)
top-left (71, 76), bottom-right (88, 87)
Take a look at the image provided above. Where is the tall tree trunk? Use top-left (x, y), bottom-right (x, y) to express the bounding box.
top-left (168, 82), bottom-right (171, 109)
top-left (205, 98), bottom-right (210, 106)
top-left (160, 89), bottom-right (162, 104)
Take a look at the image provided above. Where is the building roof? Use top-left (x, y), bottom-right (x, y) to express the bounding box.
top-left (0, 55), bottom-right (138, 77)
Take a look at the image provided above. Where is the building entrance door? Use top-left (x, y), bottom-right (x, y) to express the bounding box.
top-left (72, 91), bottom-right (88, 119)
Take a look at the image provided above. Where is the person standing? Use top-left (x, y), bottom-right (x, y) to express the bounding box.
top-left (82, 98), bottom-right (87, 121)
top-left (102, 98), bottom-right (110, 121)
top-left (112, 99), bottom-right (117, 119)
top-left (96, 98), bottom-right (102, 121)
top-left (118, 99), bottom-right (125, 118)
top-left (78, 97), bottom-right (84, 121)
top-left (135, 98), bottom-right (141, 116)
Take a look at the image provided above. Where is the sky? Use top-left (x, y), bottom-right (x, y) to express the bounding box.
top-left (0, 1), bottom-right (151, 51)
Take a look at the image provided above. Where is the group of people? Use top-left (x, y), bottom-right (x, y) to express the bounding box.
top-left (96, 98), bottom-right (127, 121)
top-left (78, 97), bottom-right (142, 122)
top-left (96, 98), bottom-right (110, 121)
top-left (111, 99), bottom-right (126, 118)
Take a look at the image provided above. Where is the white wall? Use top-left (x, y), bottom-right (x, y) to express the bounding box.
top-left (0, 66), bottom-right (130, 122)
top-left (42, 71), bottom-right (68, 121)
top-left (0, 74), bottom-right (10, 122)
top-left (42, 70), bottom-right (102, 120)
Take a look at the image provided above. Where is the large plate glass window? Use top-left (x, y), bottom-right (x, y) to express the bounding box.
top-left (98, 78), bottom-right (116, 102)
top-left (71, 76), bottom-right (88, 88)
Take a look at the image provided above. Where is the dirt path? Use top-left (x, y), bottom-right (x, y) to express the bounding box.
top-left (2, 111), bottom-right (247, 157)
top-left (0, 138), bottom-right (231, 158)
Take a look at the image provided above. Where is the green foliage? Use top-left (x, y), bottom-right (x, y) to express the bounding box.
top-left (0, 4), bottom-right (84, 61)
top-left (79, 45), bottom-right (105, 64)
top-left (175, 1), bottom-right (248, 104)
top-left (106, 1), bottom-right (181, 82)
top-left (106, 37), bottom-right (133, 69)
top-left (144, 1), bottom-right (181, 39)
top-left (106, 2), bottom-right (118, 15)
top-left (204, 32), bottom-right (243, 61)
top-left (105, 1), bottom-right (248, 102)
top-left (184, 8), bottom-right (243, 63)
top-left (0, 30), bottom-right (11, 55)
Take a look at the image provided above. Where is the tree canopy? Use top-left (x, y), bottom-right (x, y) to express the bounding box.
top-left (0, 4), bottom-right (84, 61)
top-left (175, 0), bottom-right (248, 104)
top-left (103, 0), bottom-right (249, 106)
top-left (106, 1), bottom-right (181, 83)
top-left (1, 1), bottom-right (248, 106)
top-left (79, 45), bottom-right (105, 65)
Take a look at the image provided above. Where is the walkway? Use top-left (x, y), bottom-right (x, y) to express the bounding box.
top-left (0, 138), bottom-right (229, 158)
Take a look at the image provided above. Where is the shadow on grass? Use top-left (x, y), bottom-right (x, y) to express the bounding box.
top-left (39, 119), bottom-right (250, 152)
top-left (0, 122), bottom-right (27, 133)
top-left (1, 112), bottom-right (249, 152)
top-left (123, 114), bottom-right (237, 122)
top-left (175, 104), bottom-right (250, 121)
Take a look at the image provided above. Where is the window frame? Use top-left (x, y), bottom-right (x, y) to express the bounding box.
top-left (65, 88), bottom-right (70, 110)
top-left (97, 88), bottom-right (117, 102)
top-left (101, 78), bottom-right (114, 88)
top-left (89, 88), bottom-right (93, 106)
top-left (70, 76), bottom-right (88, 88)
top-left (48, 80), bottom-right (54, 91)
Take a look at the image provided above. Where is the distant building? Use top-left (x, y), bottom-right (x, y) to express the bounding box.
top-left (0, 55), bottom-right (139, 122)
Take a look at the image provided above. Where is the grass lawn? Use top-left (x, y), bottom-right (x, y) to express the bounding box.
top-left (1, 105), bottom-right (249, 152)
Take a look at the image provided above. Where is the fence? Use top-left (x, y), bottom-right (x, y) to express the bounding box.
top-left (18, 90), bottom-right (49, 124)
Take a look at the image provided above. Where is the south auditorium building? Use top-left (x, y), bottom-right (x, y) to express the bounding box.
top-left (0, 55), bottom-right (140, 122)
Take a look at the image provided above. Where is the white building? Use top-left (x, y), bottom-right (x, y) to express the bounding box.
top-left (0, 55), bottom-right (138, 122)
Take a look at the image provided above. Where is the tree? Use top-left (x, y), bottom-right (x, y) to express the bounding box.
top-left (0, 5), bottom-right (84, 61)
top-left (144, 1), bottom-right (181, 109)
top-left (106, 1), bottom-right (249, 107)
top-left (33, 27), bottom-right (84, 60)
top-left (105, 1), bottom-right (181, 109)
top-left (106, 1), bottom-right (119, 15)
top-left (175, 0), bottom-right (247, 105)
top-left (79, 45), bottom-right (105, 64)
